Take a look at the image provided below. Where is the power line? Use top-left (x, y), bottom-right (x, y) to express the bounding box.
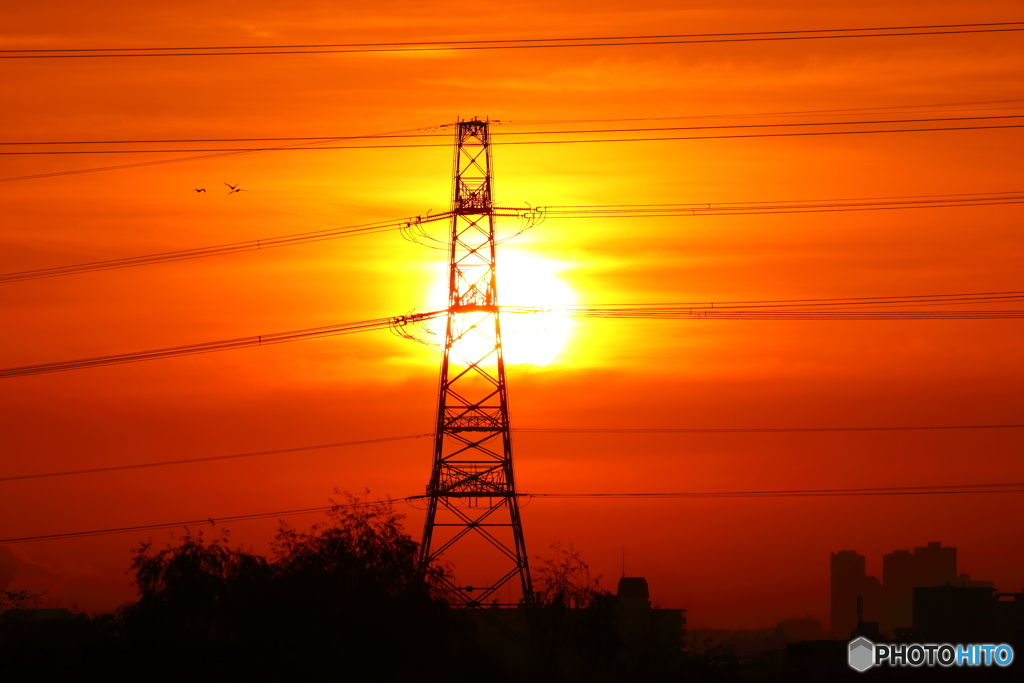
top-left (0, 498), bottom-right (420, 544)
top-left (5, 115), bottom-right (1023, 154)
top-left (7, 118), bottom-right (1023, 155)
top-left (8, 22), bottom-right (1024, 53)
top-left (0, 123), bottom-right (449, 183)
top-left (529, 483), bottom-right (1024, 500)
top-left (553, 292), bottom-right (1024, 310)
top-left (558, 310), bottom-right (1024, 320)
top-left (528, 194), bottom-right (1024, 220)
top-left (518, 424), bottom-right (1024, 434)
top-left (535, 189), bottom-right (1024, 208)
top-left (5, 117), bottom-right (1021, 184)
top-left (542, 195), bottom-right (1024, 209)
top-left (502, 291), bottom-right (1024, 317)
top-left (1, 425), bottom-right (1019, 484)
top-left (502, 99), bottom-right (1024, 125)
top-left (496, 115), bottom-right (1024, 135)
top-left (532, 202), bottom-right (1024, 219)
top-left (0, 434), bottom-right (432, 482)
top-left (507, 291), bottom-right (1024, 319)
top-left (0, 149), bottom-right (271, 183)
top-left (536, 188), bottom-right (1024, 209)
top-left (4, 22), bottom-right (1022, 58)
top-left (0, 151), bottom-right (262, 183)
top-left (7, 100), bottom-right (1022, 146)
top-left (0, 212), bottom-right (454, 283)
top-left (0, 133), bottom-right (448, 146)
top-left (3, 292), bottom-right (1019, 379)
top-left (0, 311), bottom-right (445, 379)
top-left (559, 290), bottom-right (1024, 308)
top-left (5, 481), bottom-right (1024, 544)
top-left (6, 192), bottom-right (1018, 285)
top-left (491, 124), bottom-right (1024, 147)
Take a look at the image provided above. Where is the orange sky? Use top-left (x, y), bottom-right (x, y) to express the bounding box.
top-left (1, 0), bottom-right (1023, 629)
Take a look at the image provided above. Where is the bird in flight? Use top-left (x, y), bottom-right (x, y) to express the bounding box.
top-left (194, 188), bottom-right (206, 193)
top-left (224, 182), bottom-right (247, 194)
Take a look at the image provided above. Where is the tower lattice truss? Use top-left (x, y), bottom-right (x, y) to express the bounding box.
top-left (419, 119), bottom-right (533, 607)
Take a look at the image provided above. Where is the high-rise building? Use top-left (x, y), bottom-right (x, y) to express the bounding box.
top-left (914, 541), bottom-right (957, 587)
top-left (881, 541), bottom-right (956, 633)
top-left (830, 550), bottom-right (881, 637)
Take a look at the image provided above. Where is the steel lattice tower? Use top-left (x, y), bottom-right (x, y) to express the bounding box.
top-left (420, 118), bottom-right (533, 607)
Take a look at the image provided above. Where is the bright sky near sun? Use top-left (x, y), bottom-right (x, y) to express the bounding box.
top-left (421, 248), bottom-right (577, 365)
top-left (1, 0), bottom-right (1022, 629)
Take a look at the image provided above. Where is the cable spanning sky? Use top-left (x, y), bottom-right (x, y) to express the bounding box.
top-left (3, 21), bottom-right (1022, 58)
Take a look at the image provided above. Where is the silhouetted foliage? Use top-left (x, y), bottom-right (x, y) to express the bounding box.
top-left (534, 541), bottom-right (604, 609)
top-left (0, 588), bottom-right (43, 611)
top-left (0, 590), bottom-right (104, 680)
top-left (522, 543), bottom-right (619, 680)
top-left (0, 502), bottom-right (751, 682)
top-left (112, 493), bottom-right (488, 681)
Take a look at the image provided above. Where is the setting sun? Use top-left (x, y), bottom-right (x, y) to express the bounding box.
top-left (424, 248), bottom-right (576, 366)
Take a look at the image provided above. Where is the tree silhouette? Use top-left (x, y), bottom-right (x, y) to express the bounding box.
top-left (534, 542), bottom-right (603, 609)
top-left (0, 588), bottom-right (43, 611)
top-left (523, 543), bottom-right (622, 681)
top-left (115, 493), bottom-right (490, 681)
top-left (0, 504), bottom-right (707, 681)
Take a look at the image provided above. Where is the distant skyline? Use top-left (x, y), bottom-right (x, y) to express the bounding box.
top-left (1, 0), bottom-right (1022, 629)
top-left (832, 540), bottom-right (967, 637)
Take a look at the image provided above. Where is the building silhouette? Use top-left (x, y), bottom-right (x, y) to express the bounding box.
top-left (616, 576), bottom-right (652, 609)
top-left (614, 576), bottom-right (686, 650)
top-left (954, 573), bottom-right (995, 589)
top-left (911, 585), bottom-right (1024, 647)
top-left (881, 541), bottom-right (956, 633)
top-left (830, 550), bottom-right (881, 637)
top-left (792, 546), bottom-right (1008, 678)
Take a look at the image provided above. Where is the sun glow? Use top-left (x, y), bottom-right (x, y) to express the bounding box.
top-left (425, 250), bottom-right (576, 366)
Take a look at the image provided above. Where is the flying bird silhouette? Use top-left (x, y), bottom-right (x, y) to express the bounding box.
top-left (194, 188), bottom-right (206, 193)
top-left (224, 182), bottom-right (247, 194)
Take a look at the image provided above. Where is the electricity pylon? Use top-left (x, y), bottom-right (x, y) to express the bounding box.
top-left (419, 118), bottom-right (533, 607)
